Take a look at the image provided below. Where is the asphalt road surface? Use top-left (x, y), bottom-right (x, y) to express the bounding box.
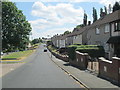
top-left (2, 44), bottom-right (82, 88)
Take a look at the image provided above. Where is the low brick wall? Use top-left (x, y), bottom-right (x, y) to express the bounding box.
top-left (47, 47), bottom-right (69, 62)
top-left (99, 57), bottom-right (120, 85)
top-left (69, 51), bottom-right (89, 70)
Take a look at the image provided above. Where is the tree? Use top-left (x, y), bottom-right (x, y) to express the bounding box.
top-left (104, 6), bottom-right (107, 15)
top-left (108, 4), bottom-right (112, 14)
top-left (64, 31), bottom-right (71, 35)
top-left (76, 24), bottom-right (84, 29)
top-left (83, 12), bottom-right (87, 26)
top-left (2, 1), bottom-right (32, 52)
top-left (100, 8), bottom-right (103, 18)
top-left (31, 39), bottom-right (40, 45)
top-left (93, 7), bottom-right (97, 22)
top-left (113, 2), bottom-right (120, 12)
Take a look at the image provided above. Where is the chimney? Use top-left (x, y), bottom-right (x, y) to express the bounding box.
top-left (88, 21), bottom-right (91, 25)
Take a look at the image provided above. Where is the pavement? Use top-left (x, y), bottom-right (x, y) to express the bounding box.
top-left (1, 44), bottom-right (120, 89)
top-left (1, 44), bottom-right (82, 88)
top-left (47, 50), bottom-right (120, 89)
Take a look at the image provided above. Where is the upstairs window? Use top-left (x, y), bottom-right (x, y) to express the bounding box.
top-left (115, 21), bottom-right (120, 31)
top-left (96, 28), bottom-right (100, 34)
top-left (105, 24), bottom-right (110, 33)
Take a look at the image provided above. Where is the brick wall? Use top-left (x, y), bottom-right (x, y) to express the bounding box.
top-left (69, 51), bottom-right (89, 70)
top-left (99, 57), bottom-right (120, 85)
top-left (76, 51), bottom-right (89, 69)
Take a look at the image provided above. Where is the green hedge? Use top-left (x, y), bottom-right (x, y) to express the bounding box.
top-left (67, 45), bottom-right (105, 60)
top-left (67, 46), bottom-right (77, 60)
top-left (76, 47), bottom-right (105, 58)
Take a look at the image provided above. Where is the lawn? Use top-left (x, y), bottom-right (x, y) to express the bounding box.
top-left (2, 50), bottom-right (34, 60)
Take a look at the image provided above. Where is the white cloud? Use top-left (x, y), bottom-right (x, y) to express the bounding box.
top-left (30, 1), bottom-right (84, 38)
top-left (30, 27), bottom-right (74, 39)
top-left (99, 0), bottom-right (120, 6)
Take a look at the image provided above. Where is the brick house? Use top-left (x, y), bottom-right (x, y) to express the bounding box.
top-left (86, 10), bottom-right (120, 59)
top-left (107, 10), bottom-right (120, 58)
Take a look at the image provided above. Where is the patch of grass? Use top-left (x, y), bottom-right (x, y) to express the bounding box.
top-left (2, 50), bottom-right (34, 60)
top-left (2, 62), bottom-right (25, 64)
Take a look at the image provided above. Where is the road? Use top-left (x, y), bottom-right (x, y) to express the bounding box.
top-left (2, 44), bottom-right (82, 88)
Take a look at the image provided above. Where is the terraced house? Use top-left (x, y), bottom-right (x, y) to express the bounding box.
top-left (51, 10), bottom-right (120, 59)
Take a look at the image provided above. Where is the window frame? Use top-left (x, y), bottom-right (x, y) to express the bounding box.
top-left (114, 21), bottom-right (120, 31)
top-left (105, 24), bottom-right (110, 33)
top-left (96, 27), bottom-right (100, 35)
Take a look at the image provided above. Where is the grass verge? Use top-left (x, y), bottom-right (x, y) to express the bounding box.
top-left (2, 50), bottom-right (35, 61)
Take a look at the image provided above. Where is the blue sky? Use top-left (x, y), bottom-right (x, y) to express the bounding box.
top-left (10, 0), bottom-right (119, 39)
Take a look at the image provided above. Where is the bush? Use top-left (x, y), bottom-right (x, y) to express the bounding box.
top-left (67, 45), bottom-right (105, 60)
top-left (59, 47), bottom-right (67, 54)
top-left (67, 46), bottom-right (77, 60)
top-left (76, 46), bottom-right (105, 58)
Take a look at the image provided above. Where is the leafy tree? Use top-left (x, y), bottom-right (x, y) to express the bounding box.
top-left (83, 12), bottom-right (87, 26)
top-left (76, 24), bottom-right (84, 29)
top-left (31, 38), bottom-right (41, 44)
top-left (108, 4), bottom-right (112, 14)
top-left (93, 7), bottom-right (97, 22)
top-left (113, 2), bottom-right (120, 12)
top-left (2, 1), bottom-right (32, 52)
top-left (100, 8), bottom-right (103, 18)
top-left (104, 6), bottom-right (107, 15)
top-left (64, 31), bottom-right (71, 35)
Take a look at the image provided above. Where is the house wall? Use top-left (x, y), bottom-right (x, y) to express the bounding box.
top-left (73, 35), bottom-right (82, 44)
top-left (87, 24), bottom-right (110, 53)
top-left (60, 39), bottom-right (65, 48)
top-left (111, 22), bottom-right (120, 36)
top-left (66, 36), bottom-right (73, 46)
top-left (82, 29), bottom-right (88, 45)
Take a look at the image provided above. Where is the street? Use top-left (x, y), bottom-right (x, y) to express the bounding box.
top-left (2, 44), bottom-right (81, 88)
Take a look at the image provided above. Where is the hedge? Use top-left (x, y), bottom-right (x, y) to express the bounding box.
top-left (67, 45), bottom-right (105, 60)
top-left (76, 47), bottom-right (105, 58)
top-left (67, 46), bottom-right (77, 60)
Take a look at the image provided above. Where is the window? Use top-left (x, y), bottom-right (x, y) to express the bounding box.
top-left (115, 21), bottom-right (120, 31)
top-left (96, 28), bottom-right (100, 34)
top-left (105, 24), bottom-right (110, 33)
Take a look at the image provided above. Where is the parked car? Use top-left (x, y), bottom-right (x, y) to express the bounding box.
top-left (44, 49), bottom-right (47, 52)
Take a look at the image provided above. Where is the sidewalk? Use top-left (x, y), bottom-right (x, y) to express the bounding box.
top-left (47, 51), bottom-right (120, 88)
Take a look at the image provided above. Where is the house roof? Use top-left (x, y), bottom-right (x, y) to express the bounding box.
top-left (90, 10), bottom-right (120, 28)
top-left (51, 10), bottom-right (120, 40)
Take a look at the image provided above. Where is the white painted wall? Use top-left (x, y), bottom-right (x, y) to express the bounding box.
top-left (60, 39), bottom-right (65, 48)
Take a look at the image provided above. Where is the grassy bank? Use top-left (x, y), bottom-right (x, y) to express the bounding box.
top-left (48, 45), bottom-right (58, 54)
top-left (2, 50), bottom-right (35, 60)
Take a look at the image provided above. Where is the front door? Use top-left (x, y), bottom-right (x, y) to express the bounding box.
top-left (114, 43), bottom-right (120, 57)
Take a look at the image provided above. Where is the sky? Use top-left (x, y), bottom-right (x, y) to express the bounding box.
top-left (9, 0), bottom-right (120, 39)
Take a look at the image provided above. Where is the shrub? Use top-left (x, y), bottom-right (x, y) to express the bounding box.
top-left (67, 45), bottom-right (77, 60)
top-left (67, 45), bottom-right (105, 60)
top-left (59, 47), bottom-right (67, 54)
top-left (76, 46), bottom-right (105, 58)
